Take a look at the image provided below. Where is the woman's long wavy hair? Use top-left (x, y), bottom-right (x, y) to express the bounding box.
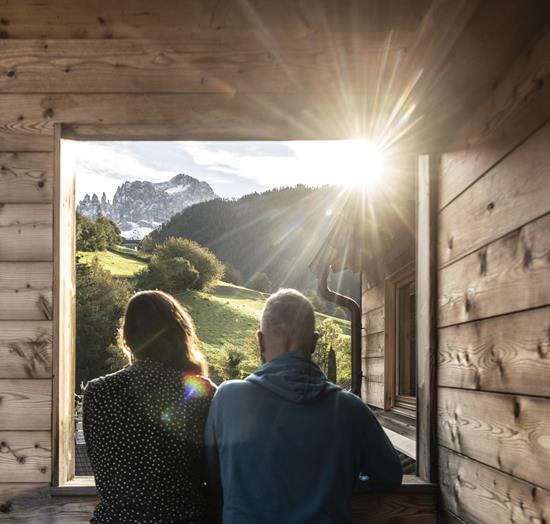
top-left (120, 290), bottom-right (208, 376)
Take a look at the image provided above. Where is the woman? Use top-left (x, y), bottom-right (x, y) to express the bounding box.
top-left (83, 290), bottom-right (216, 523)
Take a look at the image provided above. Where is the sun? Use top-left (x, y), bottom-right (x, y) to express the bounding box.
top-left (332, 139), bottom-right (385, 187)
top-left (289, 139), bottom-right (385, 187)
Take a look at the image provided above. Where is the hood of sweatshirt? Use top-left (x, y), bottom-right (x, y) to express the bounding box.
top-left (246, 351), bottom-right (340, 403)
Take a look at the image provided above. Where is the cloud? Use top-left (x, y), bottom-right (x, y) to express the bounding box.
top-left (63, 141), bottom-right (174, 201)
top-left (178, 140), bottom-right (384, 189)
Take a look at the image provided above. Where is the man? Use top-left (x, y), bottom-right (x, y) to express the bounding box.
top-left (205, 289), bottom-right (402, 523)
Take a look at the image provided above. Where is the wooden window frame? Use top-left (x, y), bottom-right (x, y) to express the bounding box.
top-left (384, 262), bottom-right (416, 418)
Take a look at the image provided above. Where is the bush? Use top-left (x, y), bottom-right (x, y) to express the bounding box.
top-left (76, 213), bottom-right (121, 252)
top-left (313, 318), bottom-right (350, 384)
top-left (223, 262), bottom-right (243, 286)
top-left (75, 257), bottom-right (130, 389)
top-left (152, 237), bottom-right (224, 290)
top-left (135, 256), bottom-right (199, 295)
top-left (248, 272), bottom-right (272, 293)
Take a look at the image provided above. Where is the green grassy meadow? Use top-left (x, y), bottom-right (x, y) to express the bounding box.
top-left (78, 248), bottom-right (351, 382)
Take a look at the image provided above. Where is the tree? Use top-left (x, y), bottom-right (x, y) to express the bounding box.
top-left (76, 213), bottom-right (121, 251)
top-left (248, 272), bottom-right (272, 293)
top-left (152, 237), bottom-right (224, 290)
top-left (222, 262), bottom-right (243, 286)
top-left (326, 348), bottom-right (337, 383)
top-left (75, 257), bottom-right (130, 389)
top-left (139, 234), bottom-right (156, 253)
top-left (135, 256), bottom-right (199, 295)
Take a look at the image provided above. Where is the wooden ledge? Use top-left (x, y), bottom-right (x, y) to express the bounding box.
top-left (354, 475), bottom-right (437, 495)
top-left (51, 476), bottom-right (97, 497)
top-left (51, 474), bottom-right (437, 498)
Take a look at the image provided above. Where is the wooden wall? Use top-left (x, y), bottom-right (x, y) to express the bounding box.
top-left (361, 283), bottom-right (386, 409)
top-left (437, 24), bottom-right (550, 524)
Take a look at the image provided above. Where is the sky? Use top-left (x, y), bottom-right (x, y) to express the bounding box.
top-left (65, 140), bottom-right (385, 202)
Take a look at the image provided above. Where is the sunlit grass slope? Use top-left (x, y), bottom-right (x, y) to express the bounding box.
top-left (77, 249), bottom-right (147, 277)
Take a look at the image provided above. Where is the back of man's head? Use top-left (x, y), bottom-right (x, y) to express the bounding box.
top-left (258, 288), bottom-right (317, 361)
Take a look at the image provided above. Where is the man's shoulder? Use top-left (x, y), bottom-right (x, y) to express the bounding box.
top-left (216, 378), bottom-right (256, 396)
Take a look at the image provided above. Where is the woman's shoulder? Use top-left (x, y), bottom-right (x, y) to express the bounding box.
top-left (83, 366), bottom-right (132, 398)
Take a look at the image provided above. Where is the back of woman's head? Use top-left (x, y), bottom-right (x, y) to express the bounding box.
top-left (121, 290), bottom-right (207, 376)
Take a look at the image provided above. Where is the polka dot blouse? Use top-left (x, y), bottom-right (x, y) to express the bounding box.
top-left (83, 358), bottom-right (216, 523)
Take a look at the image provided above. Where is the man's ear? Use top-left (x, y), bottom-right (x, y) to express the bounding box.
top-left (310, 331), bottom-right (320, 356)
top-left (256, 330), bottom-right (266, 356)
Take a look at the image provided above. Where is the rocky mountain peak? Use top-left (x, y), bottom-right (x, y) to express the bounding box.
top-left (78, 174), bottom-right (218, 239)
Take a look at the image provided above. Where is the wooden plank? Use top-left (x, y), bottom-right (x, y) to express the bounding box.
top-left (0, 379), bottom-right (51, 430)
top-left (0, 321), bottom-right (52, 379)
top-left (352, 492), bottom-right (437, 524)
top-left (0, 431), bottom-right (51, 483)
top-left (439, 121), bottom-right (550, 266)
top-left (52, 126), bottom-right (76, 486)
top-left (0, 262), bottom-right (52, 320)
top-left (0, 39), bottom-right (399, 95)
top-left (0, 204), bottom-right (52, 261)
top-left (438, 306), bottom-right (550, 397)
top-left (439, 446), bottom-right (550, 524)
top-left (366, 307), bottom-right (384, 335)
top-left (364, 381), bottom-right (385, 409)
top-left (364, 332), bottom-right (384, 357)
top-left (0, 0), bottom-right (429, 40)
top-left (0, 92), bottom-right (398, 149)
top-left (416, 155), bottom-right (438, 483)
top-left (365, 357), bottom-right (384, 383)
top-left (439, 387), bottom-right (550, 490)
top-left (0, 485), bottom-right (97, 523)
top-left (0, 152), bottom-right (53, 203)
top-left (438, 211), bottom-right (550, 327)
top-left (361, 283), bottom-right (385, 314)
top-left (384, 427), bottom-right (416, 460)
top-left (439, 25), bottom-right (550, 209)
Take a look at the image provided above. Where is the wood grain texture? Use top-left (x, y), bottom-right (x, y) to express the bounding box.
top-left (364, 332), bottom-right (384, 358)
top-left (0, 262), bottom-right (52, 320)
top-left (364, 357), bottom-right (384, 383)
top-left (0, 204), bottom-right (52, 261)
top-left (0, 92), bottom-right (394, 150)
top-left (439, 121), bottom-right (550, 267)
top-left (0, 380), bottom-right (51, 430)
top-left (417, 154), bottom-right (438, 482)
top-left (0, 152), bottom-right (52, 203)
top-left (438, 211), bottom-right (550, 327)
top-left (0, 321), bottom-right (52, 379)
top-left (438, 306), bottom-right (550, 397)
top-left (0, 486), bottom-right (97, 523)
top-left (0, 0), bottom-right (429, 40)
top-left (352, 492), bottom-right (436, 524)
top-left (439, 446), bottom-right (550, 524)
top-left (0, 431), bottom-right (51, 483)
top-left (364, 381), bottom-right (385, 410)
top-left (439, 25), bottom-right (550, 209)
top-left (365, 307), bottom-right (384, 335)
top-left (0, 39), bottom-right (399, 95)
top-left (52, 127), bottom-right (76, 486)
top-left (439, 387), bottom-right (550, 491)
top-left (361, 283), bottom-right (385, 314)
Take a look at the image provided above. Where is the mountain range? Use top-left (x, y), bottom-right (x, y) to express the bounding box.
top-left (77, 174), bottom-right (217, 239)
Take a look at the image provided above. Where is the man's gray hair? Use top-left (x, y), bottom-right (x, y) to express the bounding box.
top-left (261, 288), bottom-right (315, 345)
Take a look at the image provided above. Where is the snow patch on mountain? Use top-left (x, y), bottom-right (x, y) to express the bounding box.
top-left (77, 174), bottom-right (218, 239)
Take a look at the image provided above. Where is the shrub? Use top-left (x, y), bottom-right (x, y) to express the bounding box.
top-left (223, 262), bottom-right (243, 286)
top-left (75, 257), bottom-right (130, 389)
top-left (313, 318), bottom-right (350, 384)
top-left (152, 237), bottom-right (224, 290)
top-left (76, 213), bottom-right (121, 251)
top-left (135, 256), bottom-right (199, 295)
top-left (248, 272), bottom-right (272, 293)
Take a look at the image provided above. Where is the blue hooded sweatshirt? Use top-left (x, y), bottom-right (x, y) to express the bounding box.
top-left (204, 351), bottom-right (402, 524)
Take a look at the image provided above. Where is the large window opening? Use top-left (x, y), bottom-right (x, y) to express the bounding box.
top-left (58, 138), bottom-right (380, 483)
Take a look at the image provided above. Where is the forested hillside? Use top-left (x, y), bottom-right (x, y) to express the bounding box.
top-left (151, 185), bottom-right (359, 301)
